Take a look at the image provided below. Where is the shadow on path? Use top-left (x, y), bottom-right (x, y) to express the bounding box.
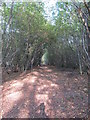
top-left (2, 66), bottom-right (88, 118)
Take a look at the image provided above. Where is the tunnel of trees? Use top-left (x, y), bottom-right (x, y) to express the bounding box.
top-left (1, 1), bottom-right (90, 74)
top-left (0, 1), bottom-right (90, 118)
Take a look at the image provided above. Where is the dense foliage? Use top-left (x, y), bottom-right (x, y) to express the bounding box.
top-left (1, 1), bottom-right (90, 74)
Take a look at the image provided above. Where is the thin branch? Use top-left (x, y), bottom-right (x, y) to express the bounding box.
top-left (82, 27), bottom-right (90, 61)
top-left (71, 1), bottom-right (90, 38)
top-left (3, 1), bottom-right (14, 34)
top-left (83, 0), bottom-right (90, 15)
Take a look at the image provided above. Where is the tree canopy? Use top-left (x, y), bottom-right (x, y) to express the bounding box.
top-left (1, 1), bottom-right (90, 74)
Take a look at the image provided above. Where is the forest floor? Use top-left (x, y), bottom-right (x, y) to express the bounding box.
top-left (1, 66), bottom-right (88, 118)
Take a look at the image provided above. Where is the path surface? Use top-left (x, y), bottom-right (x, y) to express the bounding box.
top-left (1, 66), bottom-right (88, 118)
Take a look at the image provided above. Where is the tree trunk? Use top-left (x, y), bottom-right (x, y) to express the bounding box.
top-left (77, 48), bottom-right (82, 75)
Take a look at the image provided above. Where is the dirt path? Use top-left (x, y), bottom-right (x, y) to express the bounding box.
top-left (1, 66), bottom-right (88, 118)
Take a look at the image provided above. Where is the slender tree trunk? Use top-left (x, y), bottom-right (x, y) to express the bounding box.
top-left (75, 36), bottom-right (83, 75)
top-left (87, 2), bottom-right (90, 73)
top-left (77, 48), bottom-right (82, 75)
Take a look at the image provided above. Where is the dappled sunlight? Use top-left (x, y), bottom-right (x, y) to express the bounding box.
top-left (2, 0), bottom-right (89, 117)
top-left (30, 78), bottom-right (35, 83)
top-left (2, 91), bottom-right (24, 117)
top-left (32, 71), bottom-right (39, 76)
top-left (3, 81), bottom-right (24, 97)
top-left (3, 79), bottom-right (17, 87)
top-left (11, 82), bottom-right (23, 88)
top-left (2, 66), bottom-right (88, 118)
top-left (40, 66), bottom-right (48, 69)
top-left (18, 108), bottom-right (29, 118)
top-left (50, 83), bottom-right (58, 87)
top-left (37, 78), bottom-right (52, 86)
top-left (6, 91), bottom-right (23, 100)
top-left (23, 76), bottom-right (37, 85)
top-left (30, 76), bottom-right (37, 83)
top-left (45, 69), bottom-right (52, 72)
top-left (37, 84), bottom-right (49, 92)
top-left (35, 94), bottom-right (48, 102)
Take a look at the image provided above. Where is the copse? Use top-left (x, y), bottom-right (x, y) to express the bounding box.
top-left (2, 1), bottom-right (89, 74)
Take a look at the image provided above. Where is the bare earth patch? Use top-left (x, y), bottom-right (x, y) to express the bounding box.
top-left (1, 66), bottom-right (88, 118)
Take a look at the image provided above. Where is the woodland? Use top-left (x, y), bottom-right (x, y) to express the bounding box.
top-left (0, 1), bottom-right (90, 119)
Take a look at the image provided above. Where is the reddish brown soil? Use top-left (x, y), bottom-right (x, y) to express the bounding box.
top-left (1, 66), bottom-right (88, 118)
